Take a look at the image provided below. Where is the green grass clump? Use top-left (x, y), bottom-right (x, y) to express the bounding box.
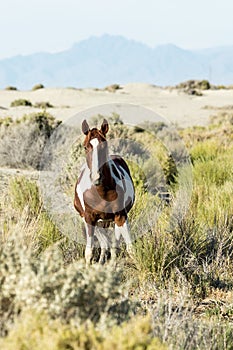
top-left (10, 99), bottom-right (32, 107)
top-left (8, 176), bottom-right (41, 216)
top-left (6, 176), bottom-right (61, 254)
top-left (190, 140), bottom-right (222, 162)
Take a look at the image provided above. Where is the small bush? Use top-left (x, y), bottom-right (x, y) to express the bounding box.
top-left (4, 86), bottom-right (17, 91)
top-left (199, 79), bottom-right (211, 90)
top-left (0, 238), bottom-right (134, 336)
top-left (177, 79), bottom-right (211, 91)
top-left (0, 312), bottom-right (165, 350)
top-left (10, 99), bottom-right (32, 107)
top-left (34, 101), bottom-right (54, 108)
top-left (176, 80), bottom-right (211, 96)
top-left (104, 84), bottom-right (121, 92)
top-left (0, 112), bottom-right (61, 169)
top-left (32, 83), bottom-right (44, 91)
top-left (0, 117), bottom-right (13, 127)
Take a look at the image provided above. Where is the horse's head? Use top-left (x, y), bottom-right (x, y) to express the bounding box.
top-left (82, 119), bottom-right (109, 185)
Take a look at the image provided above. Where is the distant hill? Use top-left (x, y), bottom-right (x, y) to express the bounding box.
top-left (1, 35), bottom-right (233, 89)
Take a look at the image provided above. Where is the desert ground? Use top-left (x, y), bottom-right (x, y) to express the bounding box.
top-left (0, 83), bottom-right (233, 127)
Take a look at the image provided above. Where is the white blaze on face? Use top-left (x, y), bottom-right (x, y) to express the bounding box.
top-left (90, 138), bottom-right (99, 182)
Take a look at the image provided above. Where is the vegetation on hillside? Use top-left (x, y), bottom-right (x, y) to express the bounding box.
top-left (10, 99), bottom-right (32, 107)
top-left (32, 83), bottom-right (45, 91)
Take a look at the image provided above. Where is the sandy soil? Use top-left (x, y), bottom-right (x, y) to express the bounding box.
top-left (0, 84), bottom-right (232, 127)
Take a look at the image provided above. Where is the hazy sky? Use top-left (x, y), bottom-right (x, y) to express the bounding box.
top-left (0, 0), bottom-right (233, 59)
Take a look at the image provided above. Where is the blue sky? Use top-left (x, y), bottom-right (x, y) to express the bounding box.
top-left (0, 0), bottom-right (233, 59)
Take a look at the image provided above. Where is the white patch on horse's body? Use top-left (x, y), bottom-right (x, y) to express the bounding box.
top-left (110, 160), bottom-right (134, 207)
top-left (119, 165), bottom-right (135, 206)
top-left (90, 138), bottom-right (99, 182)
top-left (76, 164), bottom-right (92, 211)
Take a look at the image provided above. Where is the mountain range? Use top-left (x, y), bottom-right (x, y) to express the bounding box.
top-left (1, 35), bottom-right (233, 89)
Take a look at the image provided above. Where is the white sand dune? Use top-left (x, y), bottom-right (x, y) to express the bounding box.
top-left (0, 83), bottom-right (232, 127)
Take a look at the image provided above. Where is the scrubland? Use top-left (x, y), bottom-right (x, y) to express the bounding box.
top-left (0, 106), bottom-right (232, 349)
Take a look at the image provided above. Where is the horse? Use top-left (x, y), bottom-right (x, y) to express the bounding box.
top-left (74, 119), bottom-right (135, 264)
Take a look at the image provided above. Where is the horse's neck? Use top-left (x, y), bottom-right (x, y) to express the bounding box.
top-left (101, 157), bottom-right (112, 184)
top-left (100, 157), bottom-right (119, 188)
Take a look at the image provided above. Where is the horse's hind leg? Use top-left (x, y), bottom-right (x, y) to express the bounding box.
top-left (95, 227), bottom-right (110, 264)
top-left (111, 225), bottom-right (121, 260)
top-left (114, 219), bottom-right (134, 258)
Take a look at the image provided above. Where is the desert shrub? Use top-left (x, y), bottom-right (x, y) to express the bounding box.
top-left (176, 79), bottom-right (212, 96)
top-left (34, 101), bottom-right (54, 108)
top-left (149, 288), bottom-right (233, 349)
top-left (129, 175), bottom-right (233, 294)
top-left (132, 226), bottom-right (171, 282)
top-left (187, 89), bottom-right (203, 96)
top-left (32, 83), bottom-right (44, 90)
top-left (0, 312), bottom-right (165, 350)
top-left (10, 99), bottom-right (32, 107)
top-left (214, 85), bottom-right (227, 89)
top-left (104, 84), bottom-right (121, 92)
top-left (199, 79), bottom-right (211, 90)
top-left (176, 79), bottom-right (211, 91)
top-left (4, 86), bottom-right (17, 91)
top-left (0, 112), bottom-right (61, 169)
top-left (3, 298), bottom-right (233, 350)
top-left (0, 238), bottom-right (135, 336)
top-left (210, 111), bottom-right (233, 126)
top-left (0, 117), bottom-right (13, 127)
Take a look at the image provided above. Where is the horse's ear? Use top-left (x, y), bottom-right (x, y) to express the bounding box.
top-left (100, 119), bottom-right (109, 135)
top-left (82, 120), bottom-right (90, 135)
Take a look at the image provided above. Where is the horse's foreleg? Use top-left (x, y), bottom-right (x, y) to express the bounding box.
top-left (95, 227), bottom-right (110, 264)
top-left (84, 221), bottom-right (95, 265)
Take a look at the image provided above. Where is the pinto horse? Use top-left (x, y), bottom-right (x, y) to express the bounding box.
top-left (74, 119), bottom-right (135, 264)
